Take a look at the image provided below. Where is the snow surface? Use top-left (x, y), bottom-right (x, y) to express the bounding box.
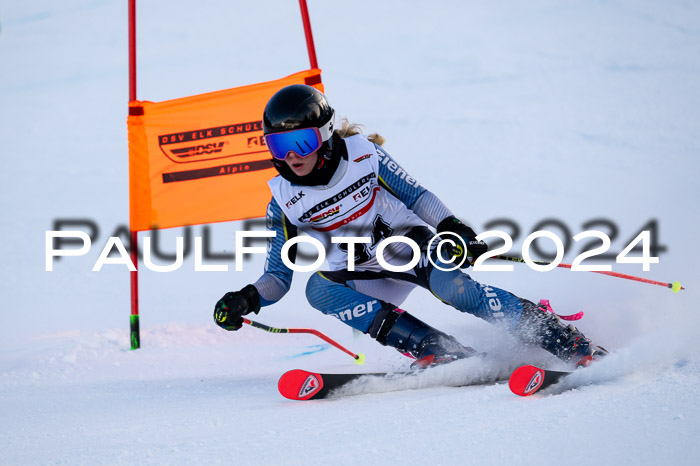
top-left (1, 0), bottom-right (700, 464)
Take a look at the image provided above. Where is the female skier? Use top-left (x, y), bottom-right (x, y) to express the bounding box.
top-left (213, 84), bottom-right (607, 369)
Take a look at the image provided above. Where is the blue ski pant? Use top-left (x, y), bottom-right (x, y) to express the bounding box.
top-left (305, 227), bottom-right (524, 334)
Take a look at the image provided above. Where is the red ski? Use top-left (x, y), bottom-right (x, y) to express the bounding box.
top-left (278, 367), bottom-right (508, 401)
top-left (508, 365), bottom-right (571, 396)
top-left (278, 369), bottom-right (396, 401)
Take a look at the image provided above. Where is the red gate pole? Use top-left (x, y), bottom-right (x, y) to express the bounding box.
top-left (129, 0), bottom-right (136, 102)
top-left (298, 0), bottom-right (319, 69)
top-left (128, 0), bottom-right (140, 349)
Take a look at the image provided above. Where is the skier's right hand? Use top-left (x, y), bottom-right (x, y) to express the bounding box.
top-left (213, 284), bottom-right (261, 331)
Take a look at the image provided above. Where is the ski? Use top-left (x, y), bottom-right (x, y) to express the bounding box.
top-left (278, 369), bottom-right (386, 401)
top-left (508, 364), bottom-right (571, 396)
top-left (278, 368), bottom-right (507, 401)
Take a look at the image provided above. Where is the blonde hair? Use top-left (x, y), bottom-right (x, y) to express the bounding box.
top-left (335, 118), bottom-right (385, 146)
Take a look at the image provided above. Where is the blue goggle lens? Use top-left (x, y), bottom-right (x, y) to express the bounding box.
top-left (265, 128), bottom-right (321, 160)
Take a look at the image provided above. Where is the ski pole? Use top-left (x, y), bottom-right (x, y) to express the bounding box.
top-left (493, 255), bottom-right (684, 292)
top-left (243, 318), bottom-right (366, 364)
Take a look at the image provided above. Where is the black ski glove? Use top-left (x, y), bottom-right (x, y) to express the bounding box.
top-left (436, 216), bottom-right (488, 268)
top-left (214, 284), bottom-right (261, 331)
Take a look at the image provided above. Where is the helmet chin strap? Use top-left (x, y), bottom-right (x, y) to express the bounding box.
top-left (321, 131), bottom-right (334, 159)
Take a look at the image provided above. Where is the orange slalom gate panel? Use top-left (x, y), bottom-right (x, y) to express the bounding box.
top-left (127, 68), bottom-right (324, 231)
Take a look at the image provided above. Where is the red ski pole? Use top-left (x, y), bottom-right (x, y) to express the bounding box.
top-left (494, 255), bottom-right (685, 292)
top-left (243, 318), bottom-right (366, 364)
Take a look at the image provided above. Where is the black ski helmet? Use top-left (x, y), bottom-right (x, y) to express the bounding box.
top-left (263, 84), bottom-right (340, 186)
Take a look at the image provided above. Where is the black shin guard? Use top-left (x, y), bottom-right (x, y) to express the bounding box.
top-left (368, 305), bottom-right (435, 357)
top-left (367, 305), bottom-right (472, 360)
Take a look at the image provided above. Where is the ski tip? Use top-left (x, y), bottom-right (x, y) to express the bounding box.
top-left (509, 365), bottom-right (546, 397)
top-left (278, 369), bottom-right (325, 401)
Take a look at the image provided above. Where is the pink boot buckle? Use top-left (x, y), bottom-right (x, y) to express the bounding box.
top-left (538, 299), bottom-right (583, 321)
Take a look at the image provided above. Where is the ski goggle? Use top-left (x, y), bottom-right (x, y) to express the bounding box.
top-left (264, 116), bottom-right (334, 160)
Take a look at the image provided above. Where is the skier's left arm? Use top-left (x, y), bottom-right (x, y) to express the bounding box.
top-left (375, 144), bottom-right (487, 266)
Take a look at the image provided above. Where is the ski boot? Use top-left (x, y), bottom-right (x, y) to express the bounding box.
top-left (368, 305), bottom-right (477, 369)
top-left (409, 332), bottom-right (480, 369)
top-left (515, 299), bottom-right (608, 368)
